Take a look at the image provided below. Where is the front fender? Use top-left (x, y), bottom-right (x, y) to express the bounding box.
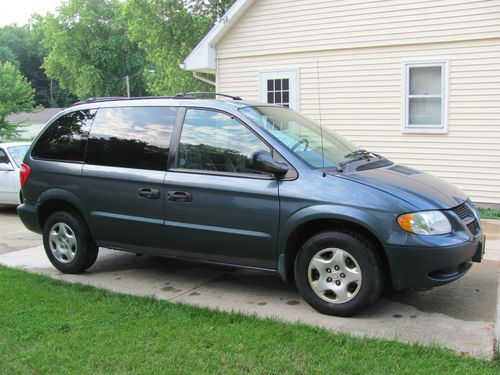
top-left (278, 204), bottom-right (391, 255)
top-left (276, 204), bottom-right (397, 282)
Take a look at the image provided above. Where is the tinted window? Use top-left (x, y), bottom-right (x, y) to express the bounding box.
top-left (32, 110), bottom-right (96, 162)
top-left (177, 109), bottom-right (270, 175)
top-left (86, 107), bottom-right (177, 171)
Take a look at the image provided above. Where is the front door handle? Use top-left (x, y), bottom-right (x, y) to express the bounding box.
top-left (138, 188), bottom-right (160, 199)
top-left (167, 191), bottom-right (192, 202)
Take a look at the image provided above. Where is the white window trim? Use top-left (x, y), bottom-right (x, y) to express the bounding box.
top-left (402, 60), bottom-right (449, 134)
top-left (259, 68), bottom-right (300, 111)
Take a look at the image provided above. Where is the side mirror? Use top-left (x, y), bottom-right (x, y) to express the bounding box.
top-left (0, 162), bottom-right (14, 172)
top-left (247, 150), bottom-right (289, 177)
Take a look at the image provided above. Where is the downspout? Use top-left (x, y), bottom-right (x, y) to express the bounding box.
top-left (192, 71), bottom-right (216, 86)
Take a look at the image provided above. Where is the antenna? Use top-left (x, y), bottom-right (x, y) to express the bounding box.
top-left (316, 59), bottom-right (326, 177)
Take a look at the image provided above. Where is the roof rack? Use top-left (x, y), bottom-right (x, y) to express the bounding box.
top-left (70, 92), bottom-right (242, 107)
top-left (174, 92), bottom-right (243, 100)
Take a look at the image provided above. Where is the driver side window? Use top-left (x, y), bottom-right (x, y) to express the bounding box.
top-left (177, 109), bottom-right (271, 175)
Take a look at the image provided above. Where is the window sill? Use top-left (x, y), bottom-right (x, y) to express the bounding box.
top-left (402, 128), bottom-right (448, 135)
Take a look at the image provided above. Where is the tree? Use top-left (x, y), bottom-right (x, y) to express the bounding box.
top-left (125, 0), bottom-right (234, 95)
top-left (43, 0), bottom-right (146, 100)
top-left (184, 0), bottom-right (236, 23)
top-left (0, 22), bottom-right (74, 107)
top-left (0, 62), bottom-right (35, 138)
top-left (0, 46), bottom-right (19, 66)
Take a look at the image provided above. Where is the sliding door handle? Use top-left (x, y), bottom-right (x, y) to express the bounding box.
top-left (167, 191), bottom-right (192, 202)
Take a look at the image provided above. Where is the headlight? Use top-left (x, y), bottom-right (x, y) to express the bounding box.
top-left (397, 211), bottom-right (452, 235)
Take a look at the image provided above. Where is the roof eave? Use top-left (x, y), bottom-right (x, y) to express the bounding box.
top-left (181, 0), bottom-right (256, 73)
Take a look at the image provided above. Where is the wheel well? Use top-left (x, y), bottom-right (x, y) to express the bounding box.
top-left (38, 199), bottom-right (83, 229)
top-left (284, 219), bottom-right (391, 287)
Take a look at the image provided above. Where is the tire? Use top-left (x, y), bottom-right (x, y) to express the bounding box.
top-left (43, 210), bottom-right (99, 274)
top-left (294, 230), bottom-right (383, 317)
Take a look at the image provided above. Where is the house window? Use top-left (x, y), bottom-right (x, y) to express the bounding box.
top-left (403, 61), bottom-right (447, 132)
top-left (260, 69), bottom-right (298, 110)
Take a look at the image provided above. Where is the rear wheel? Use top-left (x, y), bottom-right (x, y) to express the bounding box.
top-left (43, 211), bottom-right (98, 273)
top-left (294, 230), bottom-right (383, 316)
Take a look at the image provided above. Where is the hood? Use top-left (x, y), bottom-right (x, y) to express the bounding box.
top-left (337, 164), bottom-right (467, 210)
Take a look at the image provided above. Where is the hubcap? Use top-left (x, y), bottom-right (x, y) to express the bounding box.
top-left (48, 222), bottom-right (77, 264)
top-left (307, 248), bottom-right (362, 304)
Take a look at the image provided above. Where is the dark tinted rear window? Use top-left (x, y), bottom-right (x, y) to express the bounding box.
top-left (86, 106), bottom-right (177, 171)
top-left (32, 110), bottom-right (96, 162)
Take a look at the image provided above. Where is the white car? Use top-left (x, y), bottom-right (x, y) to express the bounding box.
top-left (0, 142), bottom-right (31, 205)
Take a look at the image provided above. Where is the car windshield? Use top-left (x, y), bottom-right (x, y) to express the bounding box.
top-left (7, 145), bottom-right (29, 167)
top-left (239, 106), bottom-right (356, 169)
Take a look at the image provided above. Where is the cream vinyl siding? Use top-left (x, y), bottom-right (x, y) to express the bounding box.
top-left (217, 0), bottom-right (500, 59)
top-left (216, 38), bottom-right (500, 205)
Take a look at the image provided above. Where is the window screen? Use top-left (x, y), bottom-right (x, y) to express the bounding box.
top-left (405, 63), bottom-right (446, 130)
top-left (86, 106), bottom-right (177, 171)
top-left (32, 110), bottom-right (96, 162)
top-left (177, 109), bottom-right (271, 175)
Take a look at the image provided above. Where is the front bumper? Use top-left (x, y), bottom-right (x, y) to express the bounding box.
top-left (386, 234), bottom-right (485, 290)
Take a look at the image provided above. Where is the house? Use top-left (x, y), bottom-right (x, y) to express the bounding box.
top-left (182, 0), bottom-right (500, 208)
top-left (6, 108), bottom-right (61, 139)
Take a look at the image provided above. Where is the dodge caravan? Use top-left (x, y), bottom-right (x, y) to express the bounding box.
top-left (18, 94), bottom-right (485, 316)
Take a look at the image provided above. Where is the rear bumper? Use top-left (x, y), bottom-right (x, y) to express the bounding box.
top-left (17, 201), bottom-right (42, 234)
top-left (386, 234), bottom-right (484, 290)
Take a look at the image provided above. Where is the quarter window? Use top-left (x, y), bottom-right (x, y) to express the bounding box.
top-left (177, 109), bottom-right (271, 175)
top-left (86, 107), bottom-right (177, 171)
top-left (404, 61), bottom-right (447, 132)
top-left (32, 110), bottom-right (96, 162)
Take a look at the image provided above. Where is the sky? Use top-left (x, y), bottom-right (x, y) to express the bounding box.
top-left (0, 0), bottom-right (61, 26)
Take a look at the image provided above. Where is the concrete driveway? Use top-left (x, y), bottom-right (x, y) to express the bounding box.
top-left (0, 205), bottom-right (499, 359)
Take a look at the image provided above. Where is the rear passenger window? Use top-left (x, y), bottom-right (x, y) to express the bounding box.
top-left (32, 110), bottom-right (96, 162)
top-left (86, 107), bottom-right (177, 171)
top-left (177, 109), bottom-right (271, 175)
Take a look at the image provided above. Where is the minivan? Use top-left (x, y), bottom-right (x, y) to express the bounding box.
top-left (18, 93), bottom-right (485, 316)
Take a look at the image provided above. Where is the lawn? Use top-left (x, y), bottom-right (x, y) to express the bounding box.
top-left (0, 266), bottom-right (499, 374)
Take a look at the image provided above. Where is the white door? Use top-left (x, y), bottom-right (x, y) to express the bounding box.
top-left (0, 148), bottom-right (18, 204)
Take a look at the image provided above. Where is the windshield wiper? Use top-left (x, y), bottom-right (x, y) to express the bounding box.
top-left (337, 149), bottom-right (382, 172)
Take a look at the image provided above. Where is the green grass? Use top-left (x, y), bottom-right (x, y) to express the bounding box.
top-left (479, 208), bottom-right (500, 220)
top-left (0, 266), bottom-right (498, 375)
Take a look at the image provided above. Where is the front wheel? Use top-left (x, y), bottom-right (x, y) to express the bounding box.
top-left (43, 211), bottom-right (98, 274)
top-left (294, 230), bottom-right (383, 317)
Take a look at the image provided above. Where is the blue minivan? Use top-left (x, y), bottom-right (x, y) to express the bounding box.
top-left (18, 94), bottom-right (485, 316)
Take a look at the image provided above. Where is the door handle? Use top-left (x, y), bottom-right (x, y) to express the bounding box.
top-left (137, 188), bottom-right (160, 199)
top-left (167, 191), bottom-right (192, 202)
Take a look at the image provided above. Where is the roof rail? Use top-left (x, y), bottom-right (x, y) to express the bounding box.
top-left (69, 92), bottom-right (242, 107)
top-left (175, 92), bottom-right (243, 100)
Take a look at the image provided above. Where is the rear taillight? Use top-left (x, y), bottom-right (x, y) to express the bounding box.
top-left (20, 163), bottom-right (31, 188)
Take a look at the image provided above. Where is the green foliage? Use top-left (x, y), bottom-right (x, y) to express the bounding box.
top-left (0, 21), bottom-right (74, 107)
top-left (184, 0), bottom-right (236, 23)
top-left (0, 62), bottom-right (35, 138)
top-left (479, 208), bottom-right (500, 220)
top-left (1, 266), bottom-right (499, 374)
top-left (42, 0), bottom-right (146, 100)
top-left (0, 45), bottom-right (19, 66)
top-left (124, 0), bottom-right (222, 95)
